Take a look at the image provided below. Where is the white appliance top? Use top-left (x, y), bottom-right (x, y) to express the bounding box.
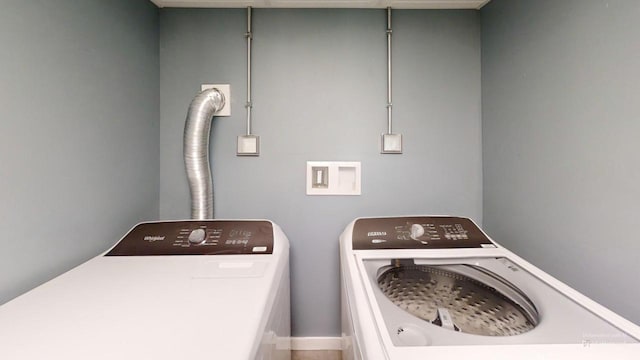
top-left (0, 220), bottom-right (289, 360)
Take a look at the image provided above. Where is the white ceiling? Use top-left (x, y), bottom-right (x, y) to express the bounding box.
top-left (150, 0), bottom-right (490, 9)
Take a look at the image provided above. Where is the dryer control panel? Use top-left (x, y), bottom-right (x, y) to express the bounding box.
top-left (106, 220), bottom-right (273, 256)
top-left (352, 216), bottom-right (494, 250)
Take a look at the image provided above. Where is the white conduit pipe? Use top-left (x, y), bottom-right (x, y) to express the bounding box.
top-left (246, 6), bottom-right (253, 136)
top-left (386, 6), bottom-right (393, 135)
top-left (184, 88), bottom-right (225, 220)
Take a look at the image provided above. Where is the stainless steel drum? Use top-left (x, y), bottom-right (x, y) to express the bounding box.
top-left (377, 261), bottom-right (539, 336)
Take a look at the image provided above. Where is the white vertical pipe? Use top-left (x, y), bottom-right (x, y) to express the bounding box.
top-left (246, 6), bottom-right (253, 136)
top-left (387, 7), bottom-right (393, 135)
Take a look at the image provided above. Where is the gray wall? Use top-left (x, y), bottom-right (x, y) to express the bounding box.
top-left (482, 0), bottom-right (640, 324)
top-left (0, 0), bottom-right (159, 304)
top-left (160, 9), bottom-right (481, 336)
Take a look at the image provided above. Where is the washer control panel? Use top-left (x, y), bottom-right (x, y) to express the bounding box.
top-left (352, 216), bottom-right (493, 250)
top-left (106, 220), bottom-right (274, 256)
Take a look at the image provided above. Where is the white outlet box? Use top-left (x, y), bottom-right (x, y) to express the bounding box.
top-left (237, 135), bottom-right (260, 156)
top-left (306, 161), bottom-right (361, 196)
top-left (381, 133), bottom-right (402, 154)
top-left (201, 84), bottom-right (231, 116)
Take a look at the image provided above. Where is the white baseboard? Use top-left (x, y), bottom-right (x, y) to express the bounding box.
top-left (290, 337), bottom-right (342, 351)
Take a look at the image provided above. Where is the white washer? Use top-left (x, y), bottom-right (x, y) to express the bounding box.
top-left (0, 220), bottom-right (290, 360)
top-left (340, 216), bottom-right (640, 360)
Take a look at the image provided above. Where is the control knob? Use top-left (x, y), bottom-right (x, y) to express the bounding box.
top-left (409, 224), bottom-right (425, 240)
top-left (188, 229), bottom-right (207, 244)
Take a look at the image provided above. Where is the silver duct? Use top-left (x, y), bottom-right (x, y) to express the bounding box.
top-left (184, 88), bottom-right (225, 220)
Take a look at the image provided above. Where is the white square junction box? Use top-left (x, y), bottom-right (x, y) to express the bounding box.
top-left (306, 161), bottom-right (361, 196)
top-left (237, 135), bottom-right (259, 156)
top-left (381, 133), bottom-right (402, 154)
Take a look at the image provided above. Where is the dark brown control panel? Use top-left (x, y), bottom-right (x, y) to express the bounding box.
top-left (106, 220), bottom-right (274, 256)
top-left (352, 216), bottom-right (493, 250)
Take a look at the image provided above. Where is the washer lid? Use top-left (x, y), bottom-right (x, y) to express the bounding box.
top-left (361, 257), bottom-right (640, 347)
top-left (377, 260), bottom-right (538, 336)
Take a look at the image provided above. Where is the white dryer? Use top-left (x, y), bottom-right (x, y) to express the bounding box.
top-left (340, 216), bottom-right (640, 359)
top-left (0, 219), bottom-right (290, 360)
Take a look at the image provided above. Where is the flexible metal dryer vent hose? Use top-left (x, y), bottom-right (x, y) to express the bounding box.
top-left (183, 88), bottom-right (225, 220)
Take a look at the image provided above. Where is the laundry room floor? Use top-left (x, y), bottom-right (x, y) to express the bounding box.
top-left (292, 350), bottom-right (342, 360)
